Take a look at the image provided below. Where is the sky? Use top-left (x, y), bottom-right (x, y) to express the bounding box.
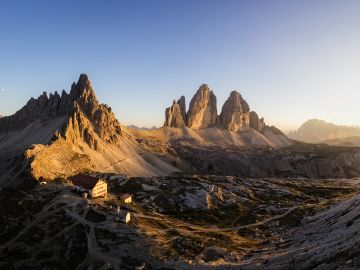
top-left (0, 0), bottom-right (360, 132)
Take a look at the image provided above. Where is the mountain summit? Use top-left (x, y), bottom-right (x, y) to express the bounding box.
top-left (186, 84), bottom-right (218, 129)
top-left (288, 119), bottom-right (360, 143)
top-left (164, 85), bottom-right (271, 134)
top-left (0, 74), bottom-right (178, 186)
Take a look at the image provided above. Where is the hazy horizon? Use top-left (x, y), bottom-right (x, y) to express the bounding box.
top-left (1, 0), bottom-right (360, 132)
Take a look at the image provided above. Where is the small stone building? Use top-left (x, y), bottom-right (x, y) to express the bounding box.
top-left (70, 174), bottom-right (107, 198)
top-left (119, 211), bottom-right (131, 224)
top-left (120, 194), bottom-right (132, 204)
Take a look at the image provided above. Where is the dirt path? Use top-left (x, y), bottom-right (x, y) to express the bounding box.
top-left (136, 205), bottom-right (306, 233)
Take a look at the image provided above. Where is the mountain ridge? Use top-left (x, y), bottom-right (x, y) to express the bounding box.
top-left (0, 74), bottom-right (180, 185)
top-left (164, 85), bottom-right (273, 135)
top-left (289, 119), bottom-right (360, 143)
top-left (2, 75), bottom-right (360, 187)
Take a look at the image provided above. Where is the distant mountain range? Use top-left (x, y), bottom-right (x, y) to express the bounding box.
top-left (127, 125), bottom-right (157, 130)
top-left (288, 119), bottom-right (360, 144)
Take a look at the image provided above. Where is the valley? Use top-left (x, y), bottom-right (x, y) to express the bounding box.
top-left (1, 175), bottom-right (360, 269)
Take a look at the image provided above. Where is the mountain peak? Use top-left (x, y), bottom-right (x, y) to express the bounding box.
top-left (0, 74), bottom-right (101, 135)
top-left (187, 84), bottom-right (218, 129)
top-left (70, 73), bottom-right (96, 101)
top-left (78, 73), bottom-right (90, 86)
top-left (288, 119), bottom-right (360, 143)
top-left (220, 90), bottom-right (250, 131)
top-left (164, 96), bottom-right (187, 128)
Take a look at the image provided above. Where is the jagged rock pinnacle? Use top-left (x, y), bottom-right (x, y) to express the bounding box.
top-left (0, 74), bottom-right (122, 143)
top-left (164, 96), bottom-right (187, 128)
top-left (219, 90), bottom-right (250, 132)
top-left (164, 86), bottom-right (268, 132)
top-left (187, 84), bottom-right (218, 129)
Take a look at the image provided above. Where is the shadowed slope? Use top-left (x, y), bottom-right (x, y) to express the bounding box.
top-left (0, 74), bottom-right (179, 185)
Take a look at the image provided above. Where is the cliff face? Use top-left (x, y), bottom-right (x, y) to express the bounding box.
top-left (0, 74), bottom-right (124, 152)
top-left (164, 87), bottom-right (269, 133)
top-left (0, 74), bottom-right (123, 146)
top-left (164, 96), bottom-right (187, 128)
top-left (219, 91), bottom-right (250, 132)
top-left (164, 84), bottom-right (219, 129)
top-left (63, 74), bottom-right (123, 148)
top-left (173, 143), bottom-right (360, 179)
top-left (186, 84), bottom-right (218, 129)
top-left (0, 90), bottom-right (71, 134)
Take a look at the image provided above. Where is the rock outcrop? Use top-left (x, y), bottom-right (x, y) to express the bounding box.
top-left (0, 74), bottom-right (123, 149)
top-left (187, 84), bottom-right (218, 129)
top-left (249, 111), bottom-right (265, 132)
top-left (219, 91), bottom-right (250, 131)
top-left (0, 90), bottom-right (72, 134)
top-left (65, 74), bottom-right (123, 147)
top-left (164, 96), bottom-right (187, 128)
top-left (164, 87), bottom-right (269, 133)
top-left (219, 91), bottom-right (266, 132)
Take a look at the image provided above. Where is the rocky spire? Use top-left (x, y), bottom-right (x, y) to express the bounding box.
top-left (249, 111), bottom-right (265, 132)
top-left (0, 88), bottom-right (71, 134)
top-left (0, 74), bottom-right (123, 144)
top-left (219, 91), bottom-right (250, 132)
top-left (177, 96), bottom-right (186, 121)
top-left (219, 91), bottom-right (267, 132)
top-left (164, 96), bottom-right (187, 128)
top-left (65, 74), bottom-right (123, 146)
top-left (164, 85), bottom-right (269, 133)
top-left (186, 84), bottom-right (218, 129)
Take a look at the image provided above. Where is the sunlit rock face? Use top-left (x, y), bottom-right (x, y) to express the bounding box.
top-left (0, 73), bottom-right (122, 142)
top-left (249, 111), bottom-right (266, 132)
top-left (66, 74), bottom-right (123, 146)
top-left (219, 90), bottom-right (250, 132)
top-left (164, 96), bottom-right (187, 128)
top-left (164, 86), bottom-right (270, 132)
top-left (219, 91), bottom-right (266, 132)
top-left (186, 84), bottom-right (218, 129)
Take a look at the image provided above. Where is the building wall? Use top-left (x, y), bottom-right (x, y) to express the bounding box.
top-left (125, 213), bottom-right (131, 223)
top-left (91, 180), bottom-right (107, 198)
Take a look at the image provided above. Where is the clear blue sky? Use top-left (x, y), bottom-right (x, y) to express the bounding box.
top-left (1, 0), bottom-right (360, 131)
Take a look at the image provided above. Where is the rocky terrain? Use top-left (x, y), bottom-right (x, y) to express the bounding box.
top-left (0, 74), bottom-right (180, 187)
top-left (1, 176), bottom-right (360, 269)
top-left (321, 136), bottom-right (360, 147)
top-left (289, 119), bottom-right (360, 143)
top-left (172, 143), bottom-right (360, 179)
top-left (2, 75), bottom-right (360, 269)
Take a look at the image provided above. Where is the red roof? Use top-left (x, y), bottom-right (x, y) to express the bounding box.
top-left (121, 193), bottom-right (132, 199)
top-left (70, 174), bottom-right (102, 190)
